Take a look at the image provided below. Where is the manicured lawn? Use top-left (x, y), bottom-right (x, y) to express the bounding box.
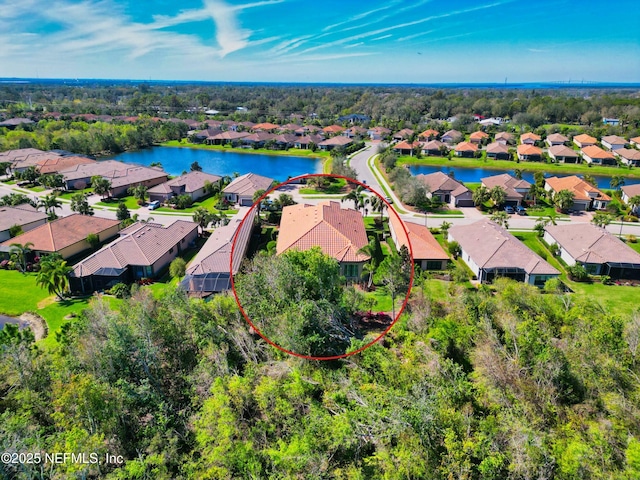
top-left (155, 194), bottom-right (238, 214)
top-left (362, 288), bottom-right (394, 313)
top-left (396, 155), bottom-right (640, 179)
top-left (523, 205), bottom-right (568, 218)
top-left (58, 188), bottom-right (93, 200)
top-left (161, 140), bottom-right (329, 159)
top-left (96, 195), bottom-right (140, 210)
top-left (299, 178), bottom-right (347, 194)
top-left (372, 156), bottom-right (408, 214)
top-left (419, 279), bottom-right (450, 299)
top-left (465, 182), bottom-right (481, 191)
top-left (627, 240), bottom-right (640, 254)
top-left (25, 185), bottom-right (46, 192)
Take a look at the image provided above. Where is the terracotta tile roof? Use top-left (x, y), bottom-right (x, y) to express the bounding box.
top-left (615, 148), bottom-right (640, 161)
top-left (0, 205), bottom-right (47, 232)
top-left (242, 132), bottom-right (276, 142)
top-left (520, 132), bottom-right (541, 142)
top-left (71, 220), bottom-right (197, 278)
top-left (422, 139), bottom-right (444, 151)
top-left (481, 173), bottom-right (531, 199)
top-left (222, 172), bottom-right (274, 197)
top-left (573, 133), bottom-right (596, 145)
top-left (389, 215), bottom-right (448, 261)
top-left (416, 171), bottom-right (469, 195)
top-left (36, 156), bottom-right (96, 174)
top-left (210, 131), bottom-right (250, 141)
top-left (548, 145), bottom-right (579, 158)
top-left (622, 184), bottom-right (640, 197)
top-left (279, 123), bottom-right (302, 131)
top-left (517, 144), bottom-right (542, 156)
top-left (631, 136), bottom-right (640, 144)
top-left (1, 214), bottom-right (120, 252)
top-left (394, 128), bottom-right (414, 138)
top-left (449, 220), bottom-right (559, 275)
top-left (495, 132), bottom-right (514, 142)
top-left (276, 201), bottom-right (370, 263)
top-left (294, 135), bottom-right (324, 145)
top-left (454, 141), bottom-right (478, 152)
top-left (322, 125), bottom-right (345, 134)
top-left (393, 140), bottom-right (420, 151)
top-left (545, 175), bottom-right (610, 202)
top-left (546, 133), bottom-right (569, 143)
top-left (581, 145), bottom-right (615, 160)
top-left (545, 224), bottom-right (640, 265)
top-left (469, 131), bottom-right (489, 140)
top-left (148, 171), bottom-right (222, 195)
top-left (418, 129), bottom-right (439, 139)
top-left (485, 142), bottom-right (510, 154)
top-left (252, 122), bottom-right (280, 131)
top-left (0, 148), bottom-right (47, 162)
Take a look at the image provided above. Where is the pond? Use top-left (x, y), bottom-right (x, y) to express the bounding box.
top-left (0, 314), bottom-right (26, 330)
top-left (107, 146), bottom-right (322, 180)
top-left (408, 164), bottom-right (640, 190)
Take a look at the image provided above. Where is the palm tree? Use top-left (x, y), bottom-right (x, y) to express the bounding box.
top-left (490, 211), bottom-right (510, 229)
top-left (583, 174), bottom-right (596, 187)
top-left (610, 175), bottom-right (625, 191)
top-left (514, 168), bottom-right (523, 180)
top-left (9, 242), bottom-right (34, 274)
top-left (472, 185), bottom-right (490, 207)
top-left (369, 195), bottom-right (385, 221)
top-left (528, 184), bottom-right (541, 206)
top-left (440, 221), bottom-right (452, 238)
top-left (91, 176), bottom-right (112, 200)
top-left (628, 195), bottom-right (640, 215)
top-left (342, 185), bottom-right (366, 210)
top-left (554, 189), bottom-right (575, 213)
top-left (591, 212), bottom-right (612, 228)
top-left (489, 186), bottom-right (507, 209)
top-left (70, 193), bottom-right (94, 216)
top-left (128, 185), bottom-right (148, 205)
top-left (192, 207), bottom-right (213, 232)
top-left (358, 236), bottom-right (381, 289)
top-left (253, 189), bottom-right (266, 221)
top-left (36, 255), bottom-right (71, 300)
top-left (38, 193), bottom-right (62, 217)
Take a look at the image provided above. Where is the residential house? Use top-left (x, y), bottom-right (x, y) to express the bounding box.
top-left (180, 208), bottom-right (256, 296)
top-left (252, 122), bottom-right (280, 132)
top-left (241, 132), bottom-right (275, 148)
top-left (581, 145), bottom-right (617, 166)
top-left (601, 135), bottom-right (628, 151)
top-left (544, 175), bottom-right (611, 211)
top-left (388, 215), bottom-right (449, 270)
top-left (481, 173), bottom-right (531, 206)
top-left (602, 117), bottom-right (620, 126)
top-left (478, 117), bottom-right (506, 127)
top-left (0, 205), bottom-right (48, 242)
top-left (278, 123), bottom-right (302, 133)
top-left (548, 145), bottom-right (581, 163)
top-left (517, 144), bottom-right (543, 161)
top-left (520, 132), bottom-right (541, 145)
top-left (615, 148), bottom-right (640, 167)
top-left (421, 140), bottom-right (445, 156)
top-left (70, 220), bottom-right (198, 293)
top-left (318, 136), bottom-right (353, 151)
top-left (58, 160), bottom-right (169, 196)
top-left (276, 201), bottom-right (370, 280)
top-left (272, 134), bottom-right (298, 149)
top-left (322, 125), bottom-right (345, 136)
top-left (448, 220), bottom-right (560, 286)
top-left (494, 132), bottom-right (515, 145)
top-left (545, 133), bottom-right (569, 147)
top-left (441, 129), bottom-right (463, 144)
top-left (293, 135), bottom-right (323, 150)
top-left (418, 129), bottom-right (440, 140)
top-left (147, 171), bottom-right (222, 203)
top-left (392, 140), bottom-right (420, 156)
top-left (344, 126), bottom-right (368, 138)
top-left (485, 142), bottom-right (511, 160)
top-left (222, 172), bottom-right (274, 206)
top-left (573, 133), bottom-right (597, 148)
top-left (1, 214), bottom-right (120, 260)
top-left (454, 141), bottom-right (479, 157)
top-left (367, 126), bottom-right (391, 141)
top-left (206, 131), bottom-right (249, 145)
top-left (622, 184), bottom-right (640, 214)
top-left (0, 118), bottom-right (35, 129)
top-left (337, 114), bottom-right (370, 124)
top-left (393, 128), bottom-right (414, 141)
top-left (35, 156), bottom-right (96, 174)
top-left (416, 172), bottom-right (474, 207)
top-left (469, 131), bottom-right (489, 144)
top-left (631, 136), bottom-right (640, 147)
top-left (544, 224), bottom-right (640, 279)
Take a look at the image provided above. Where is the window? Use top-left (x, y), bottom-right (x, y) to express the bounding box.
top-left (426, 260), bottom-right (443, 270)
top-left (169, 247), bottom-right (174, 254)
top-left (344, 264), bottom-right (358, 278)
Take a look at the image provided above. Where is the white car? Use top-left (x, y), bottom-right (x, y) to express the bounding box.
top-left (148, 200), bottom-right (161, 210)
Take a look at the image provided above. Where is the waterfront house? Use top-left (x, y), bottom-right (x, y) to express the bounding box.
top-left (276, 201), bottom-right (370, 280)
top-left (147, 171), bottom-right (222, 203)
top-left (1, 214), bottom-right (120, 260)
top-left (0, 205), bottom-right (47, 242)
top-left (485, 142), bottom-right (511, 160)
top-left (469, 131), bottom-right (489, 144)
top-left (388, 215), bottom-right (449, 270)
top-left (448, 220), bottom-right (559, 286)
top-left (631, 136), bottom-right (640, 147)
top-left (573, 133), bottom-right (597, 148)
top-left (421, 140), bottom-right (445, 156)
top-left (222, 172), bottom-right (275, 206)
top-left (581, 145), bottom-right (617, 166)
top-left (318, 136), bottom-right (353, 151)
top-left (207, 131), bottom-right (249, 145)
top-left (241, 132), bottom-right (275, 148)
top-left (322, 125), bottom-right (345, 136)
top-left (622, 184), bottom-right (640, 214)
top-left (544, 175), bottom-right (610, 211)
top-left (601, 135), bottom-right (628, 151)
top-left (545, 133), bottom-right (569, 147)
top-left (70, 220), bottom-right (198, 294)
top-left (520, 132), bottom-right (541, 145)
top-left (615, 148), bottom-right (640, 167)
top-left (454, 141), bottom-right (479, 158)
top-left (548, 145), bottom-right (581, 163)
top-left (517, 144), bottom-right (543, 161)
top-left (392, 140), bottom-right (420, 156)
top-left (415, 172), bottom-right (474, 207)
top-left (481, 173), bottom-right (531, 206)
top-left (180, 209), bottom-right (256, 296)
top-left (544, 224), bottom-right (640, 279)
top-left (494, 132), bottom-right (515, 145)
top-left (293, 135), bottom-right (324, 149)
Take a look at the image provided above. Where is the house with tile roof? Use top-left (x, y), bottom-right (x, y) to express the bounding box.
top-left (392, 140), bottom-right (421, 156)
top-left (415, 172), bottom-right (474, 207)
top-left (615, 148), bottom-right (640, 167)
top-left (481, 174), bottom-right (531, 206)
top-left (421, 139), bottom-right (446, 156)
top-left (70, 220), bottom-right (198, 293)
top-left (222, 172), bottom-right (275, 206)
top-left (367, 126), bottom-right (391, 141)
top-left (520, 132), bottom-right (541, 145)
top-left (0, 205), bottom-right (48, 242)
top-left (343, 126), bottom-right (368, 138)
top-left (622, 184), bottom-right (640, 214)
top-left (418, 129), bottom-right (440, 140)
top-left (448, 220), bottom-right (559, 286)
top-left (494, 132), bottom-right (514, 145)
top-left (441, 129), bottom-right (463, 144)
top-left (0, 214), bottom-right (120, 259)
top-left (293, 135), bottom-right (324, 150)
top-left (631, 136), bottom-right (640, 148)
top-left (544, 175), bottom-right (611, 211)
top-left (240, 132), bottom-right (276, 148)
top-left (322, 125), bottom-right (345, 136)
top-left (147, 171), bottom-right (222, 203)
top-left (35, 156), bottom-right (96, 175)
top-left (206, 131), bottom-right (250, 145)
top-left (517, 144), bottom-right (543, 161)
top-left (469, 131), bottom-right (489, 144)
top-left (454, 141), bottom-right (479, 157)
top-left (388, 215), bottom-right (449, 270)
top-left (318, 135), bottom-right (353, 151)
top-left (581, 145), bottom-right (617, 166)
top-left (180, 208), bottom-right (256, 296)
top-left (573, 133), bottom-right (597, 148)
top-left (252, 122), bottom-right (280, 132)
top-left (548, 145), bottom-right (581, 163)
top-left (276, 201), bottom-right (369, 280)
top-left (485, 142), bottom-right (511, 160)
top-left (545, 133), bottom-right (569, 147)
top-left (544, 224), bottom-right (640, 279)
top-left (393, 128), bottom-right (414, 141)
top-left (601, 135), bottom-right (628, 151)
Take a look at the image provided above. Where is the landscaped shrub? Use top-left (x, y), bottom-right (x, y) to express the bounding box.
top-left (169, 257), bottom-right (187, 278)
top-left (109, 282), bottom-right (131, 299)
top-left (568, 264), bottom-right (589, 282)
top-left (627, 234), bottom-right (638, 243)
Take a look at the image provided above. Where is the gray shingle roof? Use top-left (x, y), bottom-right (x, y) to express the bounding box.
top-left (222, 173), bottom-right (274, 197)
top-left (0, 205), bottom-right (47, 232)
top-left (147, 171), bottom-right (221, 195)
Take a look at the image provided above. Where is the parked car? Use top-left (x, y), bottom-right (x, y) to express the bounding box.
top-left (148, 200), bottom-right (161, 210)
top-left (516, 205), bottom-right (526, 216)
top-left (385, 196), bottom-right (393, 203)
top-left (504, 205), bottom-right (515, 214)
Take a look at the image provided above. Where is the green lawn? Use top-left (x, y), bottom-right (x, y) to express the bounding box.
top-left (96, 195), bottom-right (141, 210)
top-left (626, 240), bottom-right (640, 254)
top-left (58, 188), bottom-right (93, 200)
top-left (25, 185), bottom-right (46, 192)
top-left (161, 140), bottom-right (329, 159)
top-left (362, 288), bottom-right (394, 313)
top-left (299, 178), bottom-right (347, 194)
top-left (419, 279), bottom-right (450, 299)
top-left (396, 155), bottom-right (640, 179)
top-left (155, 194), bottom-right (237, 214)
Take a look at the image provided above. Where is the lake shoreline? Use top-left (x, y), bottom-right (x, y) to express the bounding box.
top-left (159, 140), bottom-right (329, 159)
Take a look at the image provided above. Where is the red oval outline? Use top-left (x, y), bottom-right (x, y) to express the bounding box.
top-left (229, 173), bottom-right (415, 360)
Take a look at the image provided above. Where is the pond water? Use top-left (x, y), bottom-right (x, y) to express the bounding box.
top-left (408, 164), bottom-right (640, 190)
top-left (107, 146), bottom-right (322, 180)
top-left (0, 314), bottom-right (26, 330)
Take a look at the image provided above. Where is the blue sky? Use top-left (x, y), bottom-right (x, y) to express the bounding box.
top-left (0, 0), bottom-right (638, 83)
